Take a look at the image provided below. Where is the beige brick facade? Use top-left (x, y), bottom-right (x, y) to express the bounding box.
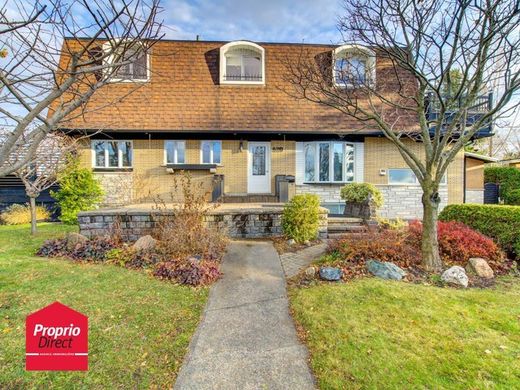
top-left (80, 137), bottom-right (464, 211)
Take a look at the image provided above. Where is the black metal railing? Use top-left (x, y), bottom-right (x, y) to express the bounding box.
top-left (223, 74), bottom-right (263, 82)
top-left (425, 92), bottom-right (493, 116)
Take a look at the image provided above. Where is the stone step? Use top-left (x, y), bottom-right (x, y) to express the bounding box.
top-left (327, 231), bottom-right (367, 239)
top-left (327, 224), bottom-right (367, 232)
top-left (328, 217), bottom-right (364, 224)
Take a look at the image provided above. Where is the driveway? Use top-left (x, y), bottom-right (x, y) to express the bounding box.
top-left (174, 240), bottom-right (315, 390)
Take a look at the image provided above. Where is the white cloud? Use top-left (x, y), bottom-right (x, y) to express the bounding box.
top-left (162, 0), bottom-right (343, 43)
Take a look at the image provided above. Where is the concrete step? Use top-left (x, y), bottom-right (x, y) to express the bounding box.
top-left (327, 231), bottom-right (367, 239)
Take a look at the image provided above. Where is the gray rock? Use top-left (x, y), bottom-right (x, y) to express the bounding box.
top-left (66, 232), bottom-right (88, 251)
top-left (466, 258), bottom-right (494, 279)
top-left (366, 259), bottom-right (406, 280)
top-left (441, 266), bottom-right (469, 288)
top-left (319, 266), bottom-right (343, 281)
top-left (132, 235), bottom-right (157, 251)
top-left (287, 239), bottom-right (296, 246)
top-left (304, 267), bottom-right (316, 278)
top-left (304, 240), bottom-right (311, 247)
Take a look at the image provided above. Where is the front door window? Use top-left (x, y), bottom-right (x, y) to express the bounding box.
top-left (252, 145), bottom-right (266, 175)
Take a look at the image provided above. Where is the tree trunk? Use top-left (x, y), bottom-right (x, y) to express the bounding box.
top-left (421, 188), bottom-right (442, 272)
top-left (29, 196), bottom-right (37, 235)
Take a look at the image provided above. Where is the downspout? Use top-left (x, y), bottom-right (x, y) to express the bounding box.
top-left (463, 156), bottom-right (467, 203)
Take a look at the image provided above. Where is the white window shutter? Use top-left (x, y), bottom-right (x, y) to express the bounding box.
top-left (353, 142), bottom-right (364, 182)
top-left (295, 142), bottom-right (304, 185)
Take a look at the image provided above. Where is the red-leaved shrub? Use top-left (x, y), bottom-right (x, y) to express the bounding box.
top-left (154, 259), bottom-right (221, 286)
top-left (329, 230), bottom-right (421, 269)
top-left (407, 220), bottom-right (505, 270)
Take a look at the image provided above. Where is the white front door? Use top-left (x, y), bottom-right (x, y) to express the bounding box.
top-left (247, 142), bottom-right (271, 193)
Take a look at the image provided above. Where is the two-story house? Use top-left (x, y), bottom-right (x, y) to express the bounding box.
top-left (57, 39), bottom-right (492, 219)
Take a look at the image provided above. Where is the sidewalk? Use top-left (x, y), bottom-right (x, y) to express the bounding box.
top-left (174, 240), bottom-right (315, 390)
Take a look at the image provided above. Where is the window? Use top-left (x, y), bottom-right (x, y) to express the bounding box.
top-left (165, 141), bottom-right (186, 164)
top-left (220, 41), bottom-right (265, 84)
top-left (103, 41), bottom-right (149, 82)
top-left (92, 140), bottom-right (132, 168)
top-left (201, 141), bottom-right (222, 164)
top-left (304, 142), bottom-right (355, 183)
top-left (333, 44), bottom-right (375, 87)
top-left (388, 168), bottom-right (447, 185)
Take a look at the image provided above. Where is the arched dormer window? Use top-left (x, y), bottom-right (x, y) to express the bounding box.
top-left (220, 41), bottom-right (265, 85)
top-left (333, 44), bottom-right (376, 88)
top-left (102, 40), bottom-right (149, 82)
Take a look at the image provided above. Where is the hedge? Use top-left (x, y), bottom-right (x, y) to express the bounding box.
top-left (484, 166), bottom-right (520, 204)
top-left (439, 204), bottom-right (520, 258)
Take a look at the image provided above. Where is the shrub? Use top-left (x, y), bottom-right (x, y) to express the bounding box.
top-left (51, 159), bottom-right (104, 224)
top-left (281, 194), bottom-right (321, 243)
top-left (153, 172), bottom-right (228, 261)
top-left (407, 220), bottom-right (505, 270)
top-left (439, 204), bottom-right (520, 258)
top-left (329, 230), bottom-right (421, 269)
top-left (69, 237), bottom-right (118, 261)
top-left (153, 259), bottom-right (221, 286)
top-left (376, 217), bottom-right (407, 230)
top-left (505, 188), bottom-right (520, 205)
top-left (36, 238), bottom-right (67, 257)
top-left (484, 166), bottom-right (520, 204)
top-left (340, 183), bottom-right (383, 207)
top-left (106, 247), bottom-right (162, 269)
top-left (0, 204), bottom-right (50, 225)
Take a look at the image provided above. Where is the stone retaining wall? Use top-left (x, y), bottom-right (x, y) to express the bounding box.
top-left (78, 207), bottom-right (329, 241)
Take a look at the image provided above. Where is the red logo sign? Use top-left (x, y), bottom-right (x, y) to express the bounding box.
top-left (26, 302), bottom-right (88, 371)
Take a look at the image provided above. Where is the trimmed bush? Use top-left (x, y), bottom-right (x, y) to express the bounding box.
top-left (282, 194), bottom-right (321, 243)
top-left (484, 166), bottom-right (520, 204)
top-left (340, 183), bottom-right (383, 207)
top-left (0, 204), bottom-right (50, 225)
top-left (154, 259), bottom-right (221, 286)
top-left (51, 159), bottom-right (104, 224)
top-left (439, 204), bottom-right (520, 258)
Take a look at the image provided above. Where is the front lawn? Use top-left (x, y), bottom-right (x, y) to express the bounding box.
top-left (290, 278), bottom-right (520, 389)
top-left (0, 223), bottom-right (208, 388)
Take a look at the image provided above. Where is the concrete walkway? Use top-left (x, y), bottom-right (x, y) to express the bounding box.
top-left (174, 241), bottom-right (315, 390)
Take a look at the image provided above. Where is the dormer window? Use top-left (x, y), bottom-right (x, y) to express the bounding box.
top-left (220, 41), bottom-right (265, 85)
top-left (103, 40), bottom-right (149, 82)
top-left (333, 45), bottom-right (376, 88)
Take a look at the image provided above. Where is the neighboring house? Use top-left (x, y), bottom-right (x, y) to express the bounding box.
top-left (499, 158), bottom-right (520, 168)
top-left (464, 152), bottom-right (497, 204)
top-left (56, 39), bottom-right (493, 219)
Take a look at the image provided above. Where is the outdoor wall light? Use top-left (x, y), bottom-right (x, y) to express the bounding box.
top-left (239, 140), bottom-right (244, 152)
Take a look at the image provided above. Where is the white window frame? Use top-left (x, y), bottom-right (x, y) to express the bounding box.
top-left (303, 141), bottom-right (355, 184)
top-left (388, 168), bottom-right (447, 185)
top-left (333, 44), bottom-right (376, 88)
top-left (102, 40), bottom-right (150, 83)
top-left (91, 140), bottom-right (133, 169)
top-left (164, 140), bottom-right (186, 164)
top-left (200, 140), bottom-right (222, 165)
top-left (219, 41), bottom-right (265, 85)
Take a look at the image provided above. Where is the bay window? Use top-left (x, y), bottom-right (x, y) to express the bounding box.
top-left (165, 141), bottom-right (186, 164)
top-left (304, 142), bottom-right (355, 183)
top-left (92, 140), bottom-right (133, 168)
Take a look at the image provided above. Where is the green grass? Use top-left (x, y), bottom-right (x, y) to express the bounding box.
top-left (0, 223), bottom-right (208, 389)
top-left (290, 278), bottom-right (520, 389)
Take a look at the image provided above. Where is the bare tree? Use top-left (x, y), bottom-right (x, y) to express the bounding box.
top-left (284, 0), bottom-right (520, 271)
top-left (0, 0), bottom-right (163, 177)
top-left (12, 134), bottom-right (77, 234)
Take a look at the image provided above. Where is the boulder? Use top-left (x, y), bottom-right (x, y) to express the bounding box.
top-left (304, 266), bottom-right (316, 278)
top-left (441, 266), bottom-right (469, 288)
top-left (366, 259), bottom-right (406, 281)
top-left (132, 235), bottom-right (157, 251)
top-left (319, 266), bottom-right (343, 281)
top-left (466, 258), bottom-right (494, 279)
top-left (66, 232), bottom-right (88, 251)
top-left (287, 239), bottom-right (296, 246)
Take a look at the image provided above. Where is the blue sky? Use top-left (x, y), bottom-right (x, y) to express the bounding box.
top-left (161, 0), bottom-right (343, 43)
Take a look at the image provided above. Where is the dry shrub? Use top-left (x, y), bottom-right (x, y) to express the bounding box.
top-left (153, 171), bottom-right (228, 261)
top-left (0, 204), bottom-right (50, 225)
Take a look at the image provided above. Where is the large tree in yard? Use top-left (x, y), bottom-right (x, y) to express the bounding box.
top-left (0, 0), bottom-right (162, 177)
top-left (285, 0), bottom-right (520, 271)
